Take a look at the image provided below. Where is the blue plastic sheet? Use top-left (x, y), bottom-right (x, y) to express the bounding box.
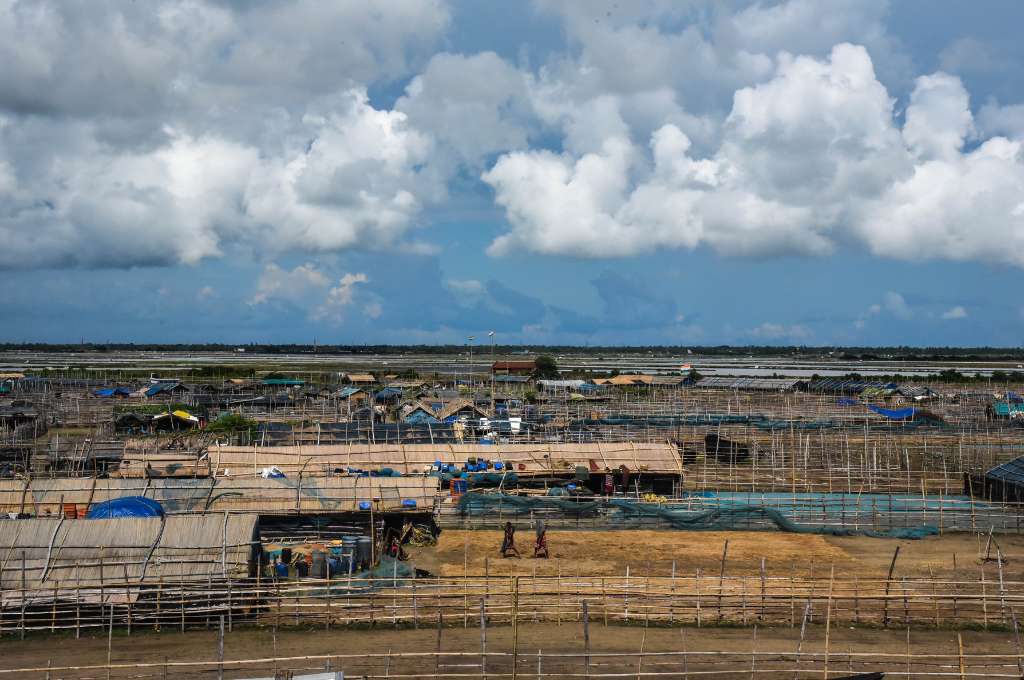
top-left (867, 404), bottom-right (915, 420)
top-left (86, 496), bottom-right (164, 519)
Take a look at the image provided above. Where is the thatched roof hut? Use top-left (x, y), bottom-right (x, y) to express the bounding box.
top-left (210, 442), bottom-right (681, 478)
top-left (0, 476), bottom-right (439, 516)
top-left (0, 514), bottom-right (258, 596)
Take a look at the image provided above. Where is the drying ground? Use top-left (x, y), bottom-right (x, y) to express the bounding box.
top-left (410, 529), bottom-right (1024, 581)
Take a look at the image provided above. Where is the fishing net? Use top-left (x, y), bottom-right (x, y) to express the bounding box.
top-left (456, 493), bottom-right (939, 540)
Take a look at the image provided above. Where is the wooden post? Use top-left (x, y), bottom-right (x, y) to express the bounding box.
top-left (883, 546), bottom-right (899, 628)
top-left (636, 624), bottom-right (647, 680)
top-left (717, 539), bottom-right (729, 623)
top-left (435, 610), bottom-right (443, 677)
top-left (670, 560), bottom-right (676, 624)
top-left (696, 568), bottom-right (702, 627)
top-left (759, 557), bottom-right (766, 622)
top-left (997, 549), bottom-right (1009, 625)
top-left (464, 534), bottom-right (469, 628)
top-left (106, 602), bottom-right (114, 680)
top-left (583, 600), bottom-right (590, 680)
top-left (823, 565), bottom-right (835, 680)
top-left (511, 575), bottom-right (519, 680)
top-left (480, 598), bottom-right (487, 680)
top-left (19, 550), bottom-right (26, 640)
top-left (981, 564), bottom-right (989, 629)
top-left (217, 615), bottom-right (225, 680)
top-left (75, 572), bottom-right (81, 639)
top-left (957, 633), bottom-right (966, 680)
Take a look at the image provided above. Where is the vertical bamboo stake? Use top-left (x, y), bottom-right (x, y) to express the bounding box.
top-left (957, 633), bottom-right (966, 680)
top-left (980, 564), bottom-right (989, 629)
top-left (19, 550), bottom-right (26, 640)
top-left (750, 625), bottom-right (758, 680)
top-left (759, 557), bottom-right (766, 622)
top-left (680, 628), bottom-right (689, 680)
top-left (435, 610), bottom-right (442, 677)
top-left (853, 575), bottom-right (860, 625)
top-left (583, 600), bottom-right (590, 680)
top-left (670, 560), bottom-right (676, 624)
top-left (511, 575), bottom-right (519, 680)
top-left (793, 600), bottom-right (812, 680)
top-left (106, 602), bottom-right (113, 680)
top-left (75, 571), bottom-right (81, 639)
top-left (905, 627), bottom-right (911, 680)
top-left (217, 615), bottom-right (224, 680)
top-left (717, 539), bottom-right (729, 623)
top-left (636, 624), bottom-right (647, 680)
top-left (464, 534), bottom-right (469, 629)
top-left (480, 598), bottom-right (487, 680)
top-left (696, 568), bottom-right (702, 627)
top-left (823, 565), bottom-right (835, 680)
top-left (883, 546), bottom-right (900, 628)
top-left (997, 549), bottom-right (1009, 625)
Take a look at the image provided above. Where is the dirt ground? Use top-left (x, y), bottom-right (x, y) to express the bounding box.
top-left (410, 529), bottom-right (1024, 581)
top-left (1, 623), bottom-right (1020, 679)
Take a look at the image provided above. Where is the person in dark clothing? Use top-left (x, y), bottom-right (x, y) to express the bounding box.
top-left (295, 557), bottom-right (309, 578)
top-left (533, 519), bottom-right (549, 559)
top-left (619, 465), bottom-right (632, 495)
top-left (501, 521), bottom-right (521, 558)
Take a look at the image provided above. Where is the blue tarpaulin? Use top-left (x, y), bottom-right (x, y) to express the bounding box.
top-left (867, 404), bottom-right (915, 420)
top-left (836, 397), bottom-right (859, 406)
top-left (93, 387), bottom-right (131, 397)
top-left (86, 496), bottom-right (165, 519)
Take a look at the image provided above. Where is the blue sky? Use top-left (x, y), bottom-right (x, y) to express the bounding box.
top-left (2, 1), bottom-right (1024, 346)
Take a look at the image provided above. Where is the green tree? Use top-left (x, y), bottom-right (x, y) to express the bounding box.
top-left (533, 355), bottom-right (560, 380)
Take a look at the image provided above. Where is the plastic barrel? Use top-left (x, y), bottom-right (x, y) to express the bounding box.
top-left (357, 537), bottom-right (372, 565)
top-left (311, 551), bottom-right (327, 579)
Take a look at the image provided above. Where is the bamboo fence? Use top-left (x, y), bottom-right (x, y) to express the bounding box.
top-left (5, 569), bottom-right (1024, 637)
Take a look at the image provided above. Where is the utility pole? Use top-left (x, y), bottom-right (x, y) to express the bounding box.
top-left (488, 331), bottom-right (496, 415)
top-left (467, 336), bottom-right (475, 391)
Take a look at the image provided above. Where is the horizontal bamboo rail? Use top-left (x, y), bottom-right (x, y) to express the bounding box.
top-left (4, 571), bottom-right (1024, 636)
top-left (2, 633), bottom-right (1024, 679)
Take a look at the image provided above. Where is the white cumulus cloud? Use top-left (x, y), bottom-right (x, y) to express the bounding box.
top-left (313, 273), bottom-right (370, 322)
top-left (484, 43), bottom-right (1024, 267)
top-left (249, 263), bottom-right (330, 306)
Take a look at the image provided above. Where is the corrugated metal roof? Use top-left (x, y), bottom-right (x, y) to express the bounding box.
top-left (696, 377), bottom-right (804, 390)
top-left (987, 456), bottom-right (1024, 486)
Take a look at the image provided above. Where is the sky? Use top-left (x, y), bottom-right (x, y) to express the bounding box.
top-left (2, 0), bottom-right (1024, 347)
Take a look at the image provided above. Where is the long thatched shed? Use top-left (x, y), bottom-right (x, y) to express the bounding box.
top-left (0, 476), bottom-right (439, 516)
top-left (209, 442), bottom-right (681, 478)
top-left (0, 514), bottom-right (258, 597)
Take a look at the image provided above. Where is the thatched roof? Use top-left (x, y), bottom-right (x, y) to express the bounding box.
top-left (211, 442), bottom-right (681, 477)
top-left (436, 398), bottom-right (489, 421)
top-left (0, 514), bottom-right (257, 595)
top-left (0, 476), bottom-right (438, 516)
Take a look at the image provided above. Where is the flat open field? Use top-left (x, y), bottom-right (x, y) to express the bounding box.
top-left (410, 529), bottom-right (1024, 580)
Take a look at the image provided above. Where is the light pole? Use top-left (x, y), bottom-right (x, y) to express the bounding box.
top-left (488, 330), bottom-right (496, 415)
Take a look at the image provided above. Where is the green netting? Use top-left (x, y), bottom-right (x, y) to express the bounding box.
top-left (569, 413), bottom-right (949, 431)
top-left (299, 556), bottom-right (417, 597)
top-left (456, 493), bottom-right (938, 540)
